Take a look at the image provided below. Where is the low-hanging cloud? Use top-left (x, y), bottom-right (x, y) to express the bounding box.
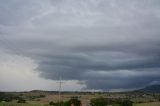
top-left (0, 0), bottom-right (160, 91)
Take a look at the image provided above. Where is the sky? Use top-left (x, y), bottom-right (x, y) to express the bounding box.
top-left (0, 0), bottom-right (160, 92)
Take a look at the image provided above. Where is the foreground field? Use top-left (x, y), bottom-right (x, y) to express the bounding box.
top-left (1, 102), bottom-right (160, 106)
top-left (134, 102), bottom-right (160, 106)
top-left (0, 102), bottom-right (44, 106)
top-left (0, 91), bottom-right (160, 106)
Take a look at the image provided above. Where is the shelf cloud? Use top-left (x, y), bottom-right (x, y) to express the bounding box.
top-left (0, 0), bottom-right (160, 91)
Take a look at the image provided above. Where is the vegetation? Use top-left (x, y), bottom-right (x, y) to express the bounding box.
top-left (0, 91), bottom-right (160, 106)
top-left (90, 97), bottom-right (133, 106)
top-left (120, 100), bottom-right (133, 106)
top-left (0, 92), bottom-right (19, 102)
top-left (135, 102), bottom-right (160, 106)
top-left (90, 97), bottom-right (108, 106)
top-left (49, 97), bottom-right (81, 106)
top-left (68, 97), bottom-right (81, 106)
top-left (17, 98), bottom-right (26, 103)
top-left (49, 101), bottom-right (55, 106)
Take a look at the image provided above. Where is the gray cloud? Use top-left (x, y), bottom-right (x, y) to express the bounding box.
top-left (0, 0), bottom-right (160, 91)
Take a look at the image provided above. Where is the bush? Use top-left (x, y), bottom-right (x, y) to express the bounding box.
top-left (3, 97), bottom-right (13, 102)
top-left (49, 98), bottom-right (81, 106)
top-left (120, 100), bottom-right (133, 106)
top-left (90, 98), bottom-right (108, 106)
top-left (17, 98), bottom-right (26, 103)
top-left (49, 101), bottom-right (55, 106)
top-left (68, 98), bottom-right (81, 106)
top-left (0, 93), bottom-right (16, 102)
top-left (49, 101), bottom-right (66, 106)
top-left (40, 95), bottom-right (46, 98)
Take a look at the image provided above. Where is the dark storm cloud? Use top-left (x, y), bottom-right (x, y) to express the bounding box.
top-left (0, 0), bottom-right (160, 90)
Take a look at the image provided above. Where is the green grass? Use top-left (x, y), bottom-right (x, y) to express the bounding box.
top-left (134, 102), bottom-right (160, 106)
top-left (0, 102), bottom-right (46, 106)
top-left (112, 104), bottom-right (120, 106)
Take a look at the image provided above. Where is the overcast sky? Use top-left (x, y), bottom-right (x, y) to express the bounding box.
top-left (0, 0), bottom-right (160, 92)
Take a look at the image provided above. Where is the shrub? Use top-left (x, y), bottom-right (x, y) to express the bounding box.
top-left (49, 98), bottom-right (82, 106)
top-left (40, 95), bottom-right (46, 98)
top-left (90, 98), bottom-right (108, 106)
top-left (49, 101), bottom-right (55, 106)
top-left (17, 98), bottom-right (26, 103)
top-left (68, 98), bottom-right (82, 106)
top-left (120, 100), bottom-right (133, 106)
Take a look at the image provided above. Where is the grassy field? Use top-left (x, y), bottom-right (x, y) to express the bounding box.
top-left (1, 102), bottom-right (160, 106)
top-left (0, 91), bottom-right (160, 106)
top-left (0, 102), bottom-right (44, 106)
top-left (134, 102), bottom-right (160, 106)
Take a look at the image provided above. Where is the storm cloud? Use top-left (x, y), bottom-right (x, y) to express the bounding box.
top-left (0, 0), bottom-right (160, 91)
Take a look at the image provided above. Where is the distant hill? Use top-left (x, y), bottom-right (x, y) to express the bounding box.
top-left (137, 84), bottom-right (160, 93)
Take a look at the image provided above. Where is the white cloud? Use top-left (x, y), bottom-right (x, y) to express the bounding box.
top-left (0, 52), bottom-right (85, 91)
